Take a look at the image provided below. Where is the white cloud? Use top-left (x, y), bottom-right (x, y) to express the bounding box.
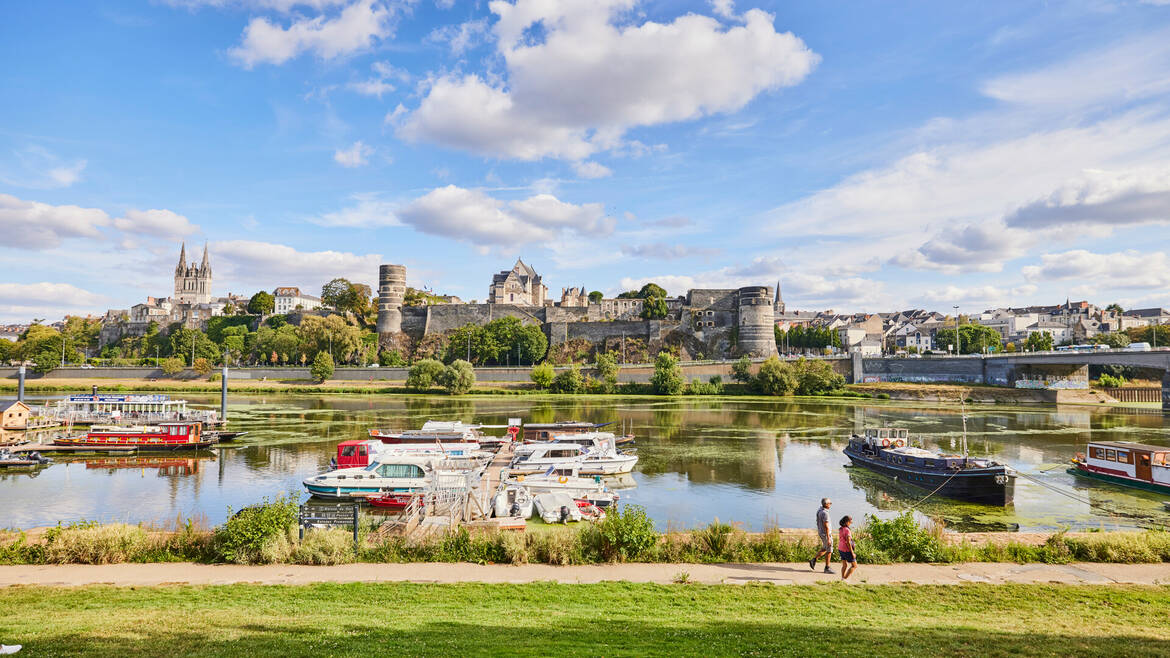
top-left (309, 195), bottom-right (400, 227)
top-left (165, 0), bottom-right (349, 10)
top-left (710, 0), bottom-right (736, 19)
top-left (113, 209), bottom-right (200, 241)
top-left (334, 141), bottom-right (373, 167)
top-left (1023, 249), bottom-right (1170, 289)
top-left (1004, 169), bottom-right (1170, 229)
top-left (0, 282), bottom-right (108, 309)
top-left (427, 18), bottom-right (488, 55)
top-left (621, 243), bottom-right (720, 260)
top-left (919, 285), bottom-right (1014, 305)
top-left (572, 161), bottom-right (612, 179)
top-left (229, 0), bottom-right (395, 68)
top-left (346, 60), bottom-right (406, 98)
top-left (397, 185), bottom-right (614, 245)
top-left (0, 194), bottom-right (111, 249)
top-left (211, 240), bottom-right (383, 289)
top-left (0, 146), bottom-right (87, 190)
top-left (399, 1), bottom-right (818, 161)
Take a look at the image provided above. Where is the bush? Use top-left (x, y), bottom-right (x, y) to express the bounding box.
top-left (595, 352), bottom-right (619, 393)
top-left (530, 362), bottom-right (555, 390)
top-left (192, 357), bottom-right (213, 376)
top-left (793, 358), bottom-right (846, 395)
top-left (1098, 373), bottom-right (1126, 388)
top-left (694, 520), bottom-right (734, 559)
top-left (379, 349), bottom-right (407, 367)
top-left (650, 352), bottom-right (683, 395)
top-left (214, 495), bottom-right (299, 564)
top-left (754, 356), bottom-right (796, 395)
top-left (292, 528), bottom-right (356, 565)
top-left (550, 365), bottom-right (583, 394)
top-left (160, 357), bottom-right (185, 376)
top-left (731, 356), bottom-right (753, 384)
top-left (687, 377), bottom-right (723, 395)
top-left (860, 512), bottom-right (944, 563)
top-left (406, 358), bottom-right (445, 391)
top-left (441, 359), bottom-right (476, 395)
top-left (310, 351), bottom-right (334, 383)
top-left (43, 523), bottom-right (148, 564)
top-left (580, 505), bottom-right (658, 562)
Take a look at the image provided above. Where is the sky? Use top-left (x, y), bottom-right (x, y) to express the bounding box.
top-left (3, 0), bottom-right (1170, 323)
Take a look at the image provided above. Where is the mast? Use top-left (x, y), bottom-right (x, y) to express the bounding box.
top-left (960, 398), bottom-right (969, 465)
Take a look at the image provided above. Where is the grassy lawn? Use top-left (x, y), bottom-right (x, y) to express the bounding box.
top-left (0, 583), bottom-right (1168, 656)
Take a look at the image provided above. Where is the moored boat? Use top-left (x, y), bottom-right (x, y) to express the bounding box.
top-left (1068, 441), bottom-right (1170, 495)
top-left (303, 454), bottom-right (481, 500)
top-left (54, 422), bottom-right (216, 450)
top-left (511, 436), bottom-right (638, 475)
top-left (843, 427), bottom-right (1015, 505)
top-left (522, 421), bottom-right (634, 445)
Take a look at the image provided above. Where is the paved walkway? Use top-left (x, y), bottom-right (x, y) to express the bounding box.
top-left (1, 562), bottom-right (1167, 587)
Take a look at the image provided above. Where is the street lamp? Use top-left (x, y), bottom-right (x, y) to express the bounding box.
top-left (953, 305), bottom-right (961, 355)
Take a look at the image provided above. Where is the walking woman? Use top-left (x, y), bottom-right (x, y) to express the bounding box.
top-left (838, 516), bottom-right (857, 581)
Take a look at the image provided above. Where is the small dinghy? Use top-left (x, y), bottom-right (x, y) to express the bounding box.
top-left (493, 484), bottom-right (535, 519)
top-left (533, 492), bottom-right (584, 524)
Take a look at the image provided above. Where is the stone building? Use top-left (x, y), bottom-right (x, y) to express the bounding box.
top-left (174, 242), bottom-right (212, 305)
top-left (489, 259), bottom-right (547, 306)
top-left (559, 287), bottom-right (588, 307)
top-left (273, 287), bottom-right (322, 314)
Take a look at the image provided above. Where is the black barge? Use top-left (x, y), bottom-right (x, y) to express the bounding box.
top-left (844, 428), bottom-right (1015, 506)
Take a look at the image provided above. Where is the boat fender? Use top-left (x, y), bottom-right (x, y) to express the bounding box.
top-left (516, 475), bottom-right (525, 482)
top-left (558, 476), bottom-right (569, 484)
top-left (881, 439), bottom-right (891, 448)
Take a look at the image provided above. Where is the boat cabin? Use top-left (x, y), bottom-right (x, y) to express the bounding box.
top-left (1083, 441), bottom-right (1170, 486)
top-left (521, 422), bottom-right (603, 442)
top-left (337, 440), bottom-right (375, 468)
top-left (860, 428), bottom-right (909, 448)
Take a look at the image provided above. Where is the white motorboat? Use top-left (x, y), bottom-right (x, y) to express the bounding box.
top-left (304, 454), bottom-right (479, 500)
top-left (369, 420), bottom-right (516, 447)
top-left (533, 492), bottom-right (584, 524)
top-left (513, 435), bottom-right (638, 475)
top-left (493, 484), bottom-right (535, 519)
top-left (502, 465), bottom-right (609, 497)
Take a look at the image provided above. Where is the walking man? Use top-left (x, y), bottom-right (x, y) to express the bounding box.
top-left (809, 497), bottom-right (834, 574)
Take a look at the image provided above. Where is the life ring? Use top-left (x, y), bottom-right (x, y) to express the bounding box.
top-left (516, 475), bottom-right (525, 482)
top-left (558, 476), bottom-right (569, 484)
top-left (893, 439), bottom-right (906, 448)
top-left (881, 438), bottom-right (891, 448)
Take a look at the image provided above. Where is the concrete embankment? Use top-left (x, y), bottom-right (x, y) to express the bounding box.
top-left (1, 561), bottom-right (1166, 587)
top-left (848, 382), bottom-right (1135, 406)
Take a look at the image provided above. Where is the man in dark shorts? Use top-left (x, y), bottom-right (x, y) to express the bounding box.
top-left (809, 497), bottom-right (833, 574)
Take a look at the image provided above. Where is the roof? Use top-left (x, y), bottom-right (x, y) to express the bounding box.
top-left (1089, 441), bottom-right (1170, 453)
top-left (0, 401), bottom-right (30, 412)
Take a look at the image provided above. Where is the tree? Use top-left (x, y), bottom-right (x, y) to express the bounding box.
top-left (650, 351), bottom-right (683, 395)
top-left (638, 283), bottom-right (667, 299)
top-left (731, 356), bottom-right (753, 384)
top-left (298, 315), bottom-right (361, 363)
top-left (640, 296), bottom-right (668, 320)
top-left (935, 324), bottom-right (1002, 354)
top-left (321, 278), bottom-right (353, 311)
top-left (595, 352), bottom-right (619, 392)
top-left (1105, 303), bottom-right (1124, 314)
top-left (0, 339), bottom-right (10, 365)
top-left (168, 327), bottom-right (219, 365)
top-left (793, 358), bottom-right (845, 395)
top-left (440, 359), bottom-right (476, 395)
top-left (160, 357), bottom-right (185, 376)
top-left (406, 359), bottom-right (445, 391)
top-left (192, 357), bottom-right (213, 376)
top-left (530, 363), bottom-right (555, 390)
top-left (1091, 332), bottom-right (1130, 348)
top-left (755, 356), bottom-right (796, 395)
top-left (515, 325), bottom-right (548, 365)
top-left (550, 364), bottom-right (583, 394)
top-left (1126, 324), bottom-right (1170, 346)
top-left (265, 314), bottom-right (288, 329)
top-left (1023, 331), bottom-right (1054, 352)
top-left (588, 290), bottom-right (604, 304)
top-left (247, 291), bottom-right (275, 315)
top-left (379, 349), bottom-right (407, 367)
top-left (310, 351), bottom-right (334, 383)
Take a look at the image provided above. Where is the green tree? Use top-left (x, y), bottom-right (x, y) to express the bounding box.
top-left (793, 358), bottom-right (845, 395)
top-left (640, 296), bottom-right (668, 320)
top-left (298, 315), bottom-right (361, 363)
top-left (440, 359), bottom-right (476, 395)
top-left (595, 352), bottom-right (619, 392)
top-left (515, 325), bottom-right (548, 365)
top-left (1105, 303), bottom-right (1124, 314)
top-left (247, 291), bottom-right (275, 315)
top-left (638, 283), bottom-right (667, 299)
top-left (406, 359), bottom-right (445, 391)
top-left (1023, 331), bottom-right (1054, 352)
top-left (321, 278), bottom-right (353, 311)
top-left (1091, 332), bottom-right (1130, 348)
top-left (0, 339), bottom-right (10, 365)
top-left (935, 324), bottom-right (1002, 354)
top-left (168, 328), bottom-right (220, 365)
top-left (588, 290), bottom-right (604, 304)
top-left (550, 364), bottom-right (583, 394)
top-left (650, 351), bottom-right (683, 395)
top-left (265, 314), bottom-right (288, 329)
top-left (310, 351), bottom-right (334, 383)
top-left (192, 357), bottom-right (213, 376)
top-left (731, 356), bottom-right (753, 384)
top-left (160, 357), bottom-right (185, 376)
top-left (530, 363), bottom-right (555, 390)
top-left (378, 349), bottom-right (407, 366)
top-left (754, 356), bottom-right (796, 395)
top-left (1126, 324), bottom-right (1170, 346)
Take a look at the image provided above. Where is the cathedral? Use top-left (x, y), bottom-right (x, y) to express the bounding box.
top-left (174, 242), bottom-right (212, 305)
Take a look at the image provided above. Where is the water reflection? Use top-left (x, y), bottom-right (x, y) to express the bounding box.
top-left (1, 393), bottom-right (1169, 531)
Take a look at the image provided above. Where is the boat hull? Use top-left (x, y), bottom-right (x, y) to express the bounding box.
top-left (53, 438), bottom-right (216, 451)
top-left (845, 448), bottom-right (1014, 505)
top-left (1067, 465), bottom-right (1170, 495)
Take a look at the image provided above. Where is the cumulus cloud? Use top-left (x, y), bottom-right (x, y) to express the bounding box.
top-left (211, 240), bottom-right (382, 289)
top-left (334, 141), bottom-right (373, 167)
top-left (113, 209), bottom-right (200, 241)
top-left (229, 0), bottom-right (395, 68)
top-left (346, 60), bottom-right (406, 98)
top-left (572, 161), bottom-right (612, 179)
top-left (1022, 249), bottom-right (1170, 289)
top-left (398, 0), bottom-right (818, 161)
top-left (0, 282), bottom-right (108, 308)
top-left (426, 18), bottom-right (488, 55)
top-left (621, 243), bottom-right (721, 260)
top-left (1004, 169), bottom-right (1170, 229)
top-left (0, 194), bottom-right (111, 249)
top-left (309, 195), bottom-right (400, 227)
top-left (397, 185), bottom-right (614, 245)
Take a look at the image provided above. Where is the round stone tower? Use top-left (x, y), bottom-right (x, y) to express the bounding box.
top-left (377, 264), bottom-right (406, 335)
top-left (737, 286), bottom-right (778, 357)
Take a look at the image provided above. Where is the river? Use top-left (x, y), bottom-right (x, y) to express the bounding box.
top-left (3, 393), bottom-right (1170, 532)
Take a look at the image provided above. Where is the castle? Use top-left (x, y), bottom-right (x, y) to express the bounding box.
top-left (378, 260), bottom-right (781, 360)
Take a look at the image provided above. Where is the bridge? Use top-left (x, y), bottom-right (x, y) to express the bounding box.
top-left (854, 349), bottom-right (1170, 411)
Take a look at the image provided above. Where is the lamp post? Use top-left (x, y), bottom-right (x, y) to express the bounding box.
top-left (953, 305), bottom-right (961, 355)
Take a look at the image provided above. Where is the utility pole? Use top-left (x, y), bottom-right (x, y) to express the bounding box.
top-left (953, 305), bottom-right (960, 355)
top-left (466, 333), bottom-right (470, 363)
top-left (155, 346), bottom-right (160, 367)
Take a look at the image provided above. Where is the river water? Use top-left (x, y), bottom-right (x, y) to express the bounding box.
top-left (3, 394), bottom-right (1170, 532)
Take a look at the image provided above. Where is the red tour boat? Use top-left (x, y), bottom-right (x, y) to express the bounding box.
top-left (55, 422), bottom-right (216, 450)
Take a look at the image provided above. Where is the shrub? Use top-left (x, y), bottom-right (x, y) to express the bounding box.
top-left (530, 362), bottom-right (555, 390)
top-left (310, 351), bottom-right (334, 383)
top-left (695, 520), bottom-right (734, 559)
top-left (650, 352), bottom-right (683, 395)
top-left (379, 349), bottom-right (407, 367)
top-left (441, 359), bottom-right (476, 395)
top-left (793, 358), bottom-right (846, 395)
top-left (43, 523), bottom-right (148, 564)
top-left (160, 357), bottom-right (185, 376)
top-left (595, 352), bottom-right (620, 392)
top-left (192, 357), bottom-right (213, 376)
top-left (214, 495), bottom-right (299, 564)
top-left (860, 512), bottom-right (944, 563)
top-left (755, 356), bottom-right (796, 395)
top-left (1098, 373), bottom-right (1126, 388)
top-left (406, 358), bottom-right (445, 391)
top-left (292, 528), bottom-right (356, 565)
top-left (580, 505), bottom-right (658, 562)
top-left (731, 356), bottom-right (753, 384)
top-left (687, 377), bottom-right (723, 395)
top-left (550, 365), bottom-right (583, 394)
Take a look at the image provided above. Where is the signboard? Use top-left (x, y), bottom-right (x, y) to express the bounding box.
top-left (67, 394), bottom-right (171, 403)
top-left (299, 502), bottom-right (361, 546)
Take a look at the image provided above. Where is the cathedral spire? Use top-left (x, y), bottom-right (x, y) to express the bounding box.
top-left (176, 242), bottom-right (187, 273)
top-left (200, 241), bottom-right (210, 273)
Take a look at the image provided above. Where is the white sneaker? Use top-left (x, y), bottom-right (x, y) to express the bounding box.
top-left (0, 645), bottom-right (22, 655)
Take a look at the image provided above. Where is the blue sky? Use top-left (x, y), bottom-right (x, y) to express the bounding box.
top-left (3, 0), bottom-right (1170, 323)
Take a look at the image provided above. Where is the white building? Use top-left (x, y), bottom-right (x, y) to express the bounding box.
top-left (273, 287), bottom-right (322, 314)
top-left (1023, 320), bottom-right (1073, 345)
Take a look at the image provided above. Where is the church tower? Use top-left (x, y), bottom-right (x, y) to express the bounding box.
top-left (173, 241), bottom-right (212, 304)
top-left (774, 279), bottom-right (785, 315)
